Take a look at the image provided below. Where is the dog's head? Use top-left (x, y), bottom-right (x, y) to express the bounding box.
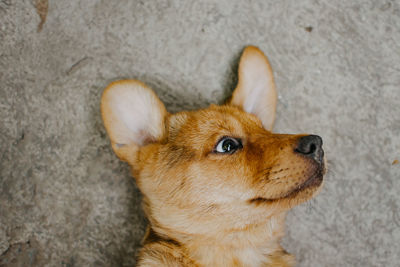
top-left (101, 46), bottom-right (325, 237)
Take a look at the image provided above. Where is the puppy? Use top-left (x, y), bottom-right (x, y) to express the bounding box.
top-left (101, 46), bottom-right (325, 266)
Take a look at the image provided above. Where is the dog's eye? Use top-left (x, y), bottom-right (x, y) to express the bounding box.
top-left (214, 137), bottom-right (242, 154)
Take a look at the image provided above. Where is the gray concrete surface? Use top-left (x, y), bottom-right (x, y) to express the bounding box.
top-left (1, 0), bottom-right (399, 266)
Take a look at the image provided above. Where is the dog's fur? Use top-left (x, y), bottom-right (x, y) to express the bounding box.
top-left (101, 46), bottom-right (325, 266)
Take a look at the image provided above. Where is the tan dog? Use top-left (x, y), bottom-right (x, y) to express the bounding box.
top-left (101, 46), bottom-right (325, 266)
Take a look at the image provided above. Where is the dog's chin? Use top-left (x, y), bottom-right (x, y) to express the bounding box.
top-left (249, 166), bottom-right (325, 206)
top-left (281, 169), bottom-right (324, 200)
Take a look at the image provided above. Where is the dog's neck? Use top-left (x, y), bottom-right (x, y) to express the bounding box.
top-left (147, 212), bottom-right (294, 266)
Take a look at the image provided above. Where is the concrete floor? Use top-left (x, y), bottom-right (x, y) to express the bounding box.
top-left (1, 0), bottom-right (400, 266)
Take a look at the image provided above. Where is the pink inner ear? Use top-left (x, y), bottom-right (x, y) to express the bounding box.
top-left (136, 129), bottom-right (157, 146)
top-left (101, 80), bottom-right (167, 148)
top-left (230, 47), bottom-right (277, 131)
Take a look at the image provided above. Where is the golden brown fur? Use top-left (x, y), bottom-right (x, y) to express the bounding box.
top-left (101, 46), bottom-right (325, 266)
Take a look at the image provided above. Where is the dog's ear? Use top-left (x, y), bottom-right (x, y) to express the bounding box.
top-left (101, 80), bottom-right (167, 162)
top-left (229, 46), bottom-right (277, 131)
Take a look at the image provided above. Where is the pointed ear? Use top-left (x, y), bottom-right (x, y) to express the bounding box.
top-left (229, 46), bottom-right (277, 131)
top-left (101, 80), bottom-right (167, 162)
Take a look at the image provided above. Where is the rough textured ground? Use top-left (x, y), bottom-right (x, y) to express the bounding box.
top-left (1, 0), bottom-right (399, 266)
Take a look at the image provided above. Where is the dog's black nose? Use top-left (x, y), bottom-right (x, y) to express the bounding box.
top-left (295, 135), bottom-right (324, 163)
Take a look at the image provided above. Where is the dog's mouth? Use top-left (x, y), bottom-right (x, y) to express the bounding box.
top-left (281, 168), bottom-right (324, 199)
top-left (249, 164), bottom-right (325, 204)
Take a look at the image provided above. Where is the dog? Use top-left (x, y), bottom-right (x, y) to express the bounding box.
top-left (101, 46), bottom-right (325, 266)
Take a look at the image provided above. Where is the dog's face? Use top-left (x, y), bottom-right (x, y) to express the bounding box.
top-left (101, 47), bottom-right (325, 237)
